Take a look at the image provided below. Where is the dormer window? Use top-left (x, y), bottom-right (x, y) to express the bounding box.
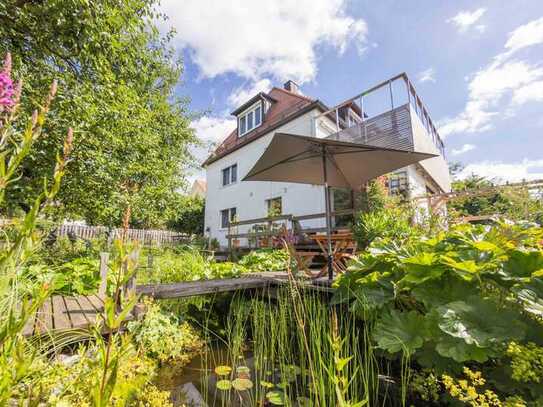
top-left (238, 102), bottom-right (262, 137)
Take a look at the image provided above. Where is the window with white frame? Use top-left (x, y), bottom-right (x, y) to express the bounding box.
top-left (266, 197), bottom-right (282, 216)
top-left (221, 207), bottom-right (237, 229)
top-left (238, 102), bottom-right (263, 137)
top-left (222, 164), bottom-right (237, 186)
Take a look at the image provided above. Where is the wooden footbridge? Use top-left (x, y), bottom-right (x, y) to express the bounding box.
top-left (23, 272), bottom-right (333, 337)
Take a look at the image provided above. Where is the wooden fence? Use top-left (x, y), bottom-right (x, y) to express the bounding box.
top-left (56, 224), bottom-right (189, 246)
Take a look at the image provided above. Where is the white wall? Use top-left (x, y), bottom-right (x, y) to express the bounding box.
top-left (204, 108), bottom-right (332, 247)
top-left (409, 105), bottom-right (452, 193)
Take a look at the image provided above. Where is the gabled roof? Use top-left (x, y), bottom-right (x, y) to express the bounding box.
top-left (230, 92), bottom-right (277, 116)
top-left (203, 87), bottom-right (328, 167)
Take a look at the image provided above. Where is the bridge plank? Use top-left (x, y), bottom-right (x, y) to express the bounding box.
top-left (63, 296), bottom-right (89, 329)
top-left (137, 277), bottom-right (270, 299)
top-left (34, 297), bottom-right (53, 335)
top-left (52, 295), bottom-right (72, 330)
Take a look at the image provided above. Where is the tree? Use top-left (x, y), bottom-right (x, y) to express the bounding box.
top-left (0, 0), bottom-right (198, 227)
top-left (167, 196), bottom-right (205, 235)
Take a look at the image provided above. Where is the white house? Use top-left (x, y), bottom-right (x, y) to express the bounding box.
top-left (203, 75), bottom-right (451, 247)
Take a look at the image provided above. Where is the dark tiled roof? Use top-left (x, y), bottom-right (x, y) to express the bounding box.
top-left (203, 87), bottom-right (327, 166)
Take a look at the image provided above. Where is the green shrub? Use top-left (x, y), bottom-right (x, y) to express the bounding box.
top-left (238, 249), bottom-right (290, 272)
top-left (334, 220), bottom-right (543, 403)
top-left (353, 206), bottom-right (413, 249)
top-left (127, 300), bottom-right (203, 363)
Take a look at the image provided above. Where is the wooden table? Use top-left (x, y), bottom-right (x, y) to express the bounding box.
top-left (309, 232), bottom-right (357, 278)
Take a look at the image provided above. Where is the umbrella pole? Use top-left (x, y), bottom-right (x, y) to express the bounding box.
top-left (321, 147), bottom-right (333, 281)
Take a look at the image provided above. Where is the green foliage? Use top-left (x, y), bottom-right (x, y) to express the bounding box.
top-left (353, 205), bottom-right (413, 249)
top-left (127, 300), bottom-right (203, 363)
top-left (449, 174), bottom-right (543, 223)
top-left (238, 249), bottom-right (290, 272)
top-left (334, 221), bottom-right (543, 402)
top-left (507, 342), bottom-right (543, 383)
top-left (167, 195), bottom-right (205, 235)
top-left (0, 0), bottom-right (197, 227)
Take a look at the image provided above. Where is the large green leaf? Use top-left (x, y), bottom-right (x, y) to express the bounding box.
top-left (437, 297), bottom-right (525, 348)
top-left (412, 274), bottom-right (478, 308)
top-left (434, 333), bottom-right (492, 363)
top-left (503, 249), bottom-right (543, 279)
top-left (513, 278), bottom-right (543, 318)
top-left (373, 309), bottom-right (427, 355)
top-left (399, 252), bottom-right (446, 286)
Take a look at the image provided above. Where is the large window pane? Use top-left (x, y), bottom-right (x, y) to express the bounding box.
top-left (222, 167), bottom-right (230, 186)
top-left (231, 164), bottom-right (237, 183)
top-left (230, 207), bottom-right (237, 222)
top-left (255, 106), bottom-right (262, 126)
top-left (247, 111), bottom-right (254, 131)
top-left (240, 116), bottom-right (246, 135)
top-left (221, 209), bottom-right (229, 228)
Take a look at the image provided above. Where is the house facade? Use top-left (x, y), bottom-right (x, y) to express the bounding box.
top-left (203, 76), bottom-right (451, 247)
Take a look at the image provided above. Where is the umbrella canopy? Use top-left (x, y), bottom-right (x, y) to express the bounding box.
top-left (242, 132), bottom-right (437, 280)
top-left (243, 132), bottom-right (436, 190)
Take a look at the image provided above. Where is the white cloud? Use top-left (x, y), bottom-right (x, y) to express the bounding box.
top-left (227, 79), bottom-right (273, 108)
top-left (504, 17), bottom-right (543, 54)
top-left (457, 159), bottom-right (543, 183)
top-left (417, 67), bottom-right (436, 83)
top-left (159, 0), bottom-right (368, 83)
top-left (512, 80), bottom-right (543, 105)
top-left (451, 143), bottom-right (476, 156)
top-left (191, 116), bottom-right (236, 145)
top-left (439, 17), bottom-right (543, 137)
top-left (447, 8), bottom-right (486, 33)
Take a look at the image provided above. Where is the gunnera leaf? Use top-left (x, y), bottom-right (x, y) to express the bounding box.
top-left (513, 278), bottom-right (543, 317)
top-left (400, 252), bottom-right (447, 286)
top-left (434, 334), bottom-right (492, 363)
top-left (504, 250), bottom-right (543, 279)
top-left (412, 274), bottom-right (478, 308)
top-left (373, 309), bottom-right (427, 355)
top-left (437, 297), bottom-right (525, 348)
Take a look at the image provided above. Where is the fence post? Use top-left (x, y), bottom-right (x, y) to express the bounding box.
top-left (123, 249), bottom-right (139, 298)
top-left (99, 252), bottom-right (110, 297)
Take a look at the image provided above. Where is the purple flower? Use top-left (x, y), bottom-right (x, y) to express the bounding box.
top-left (0, 71), bottom-right (14, 110)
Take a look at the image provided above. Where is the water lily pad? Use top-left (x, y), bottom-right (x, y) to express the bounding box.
top-left (216, 380), bottom-right (232, 391)
top-left (214, 365), bottom-right (232, 376)
top-left (232, 378), bottom-right (253, 391)
top-left (260, 380), bottom-right (274, 388)
top-left (236, 366), bottom-right (251, 375)
top-left (266, 390), bottom-right (286, 405)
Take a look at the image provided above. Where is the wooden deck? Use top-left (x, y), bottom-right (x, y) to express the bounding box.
top-left (24, 272), bottom-right (334, 337)
top-left (24, 293), bottom-right (110, 336)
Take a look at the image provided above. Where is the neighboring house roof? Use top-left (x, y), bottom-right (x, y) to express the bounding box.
top-left (190, 179), bottom-right (207, 198)
top-left (202, 87), bottom-right (328, 167)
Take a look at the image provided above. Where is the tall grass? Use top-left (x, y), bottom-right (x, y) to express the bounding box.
top-left (200, 283), bottom-right (390, 406)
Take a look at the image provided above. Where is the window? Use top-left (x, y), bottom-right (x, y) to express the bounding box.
top-left (266, 197), bottom-right (282, 216)
top-left (387, 171), bottom-right (408, 196)
top-left (222, 164), bottom-right (237, 186)
top-left (238, 102), bottom-right (263, 136)
top-left (221, 207), bottom-right (237, 229)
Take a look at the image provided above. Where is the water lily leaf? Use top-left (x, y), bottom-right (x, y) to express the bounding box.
top-left (232, 378), bottom-right (253, 391)
top-left (267, 390), bottom-right (286, 405)
top-left (214, 365), bottom-right (232, 376)
top-left (373, 309), bottom-right (427, 355)
top-left (236, 366), bottom-right (250, 375)
top-left (260, 380), bottom-right (274, 388)
top-left (216, 380), bottom-right (232, 390)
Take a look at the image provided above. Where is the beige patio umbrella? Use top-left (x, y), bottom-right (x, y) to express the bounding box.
top-left (243, 132), bottom-right (436, 280)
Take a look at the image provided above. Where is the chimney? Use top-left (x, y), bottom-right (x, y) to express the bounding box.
top-left (283, 80), bottom-right (300, 94)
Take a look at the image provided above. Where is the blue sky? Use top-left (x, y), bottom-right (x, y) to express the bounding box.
top-left (159, 1), bottom-right (543, 183)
